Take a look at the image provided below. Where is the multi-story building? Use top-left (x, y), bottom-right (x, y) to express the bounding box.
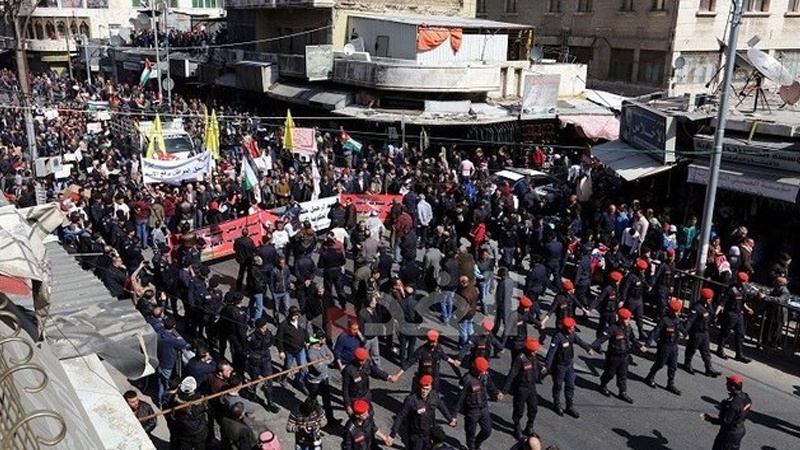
top-left (6, 0), bottom-right (223, 72)
top-left (482, 0), bottom-right (800, 95)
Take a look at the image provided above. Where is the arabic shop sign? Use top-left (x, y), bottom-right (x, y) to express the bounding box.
top-left (687, 164), bottom-right (799, 203)
top-left (693, 135), bottom-right (800, 174)
top-left (619, 101), bottom-right (677, 164)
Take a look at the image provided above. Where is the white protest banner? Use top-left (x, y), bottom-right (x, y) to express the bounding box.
top-left (142, 151), bottom-right (212, 185)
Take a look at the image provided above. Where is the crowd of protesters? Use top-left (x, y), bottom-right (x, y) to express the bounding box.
top-left (130, 26), bottom-right (227, 51)
top-left (2, 69), bottom-right (795, 450)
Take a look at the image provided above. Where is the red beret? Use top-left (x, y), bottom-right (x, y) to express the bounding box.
top-left (737, 272), bottom-right (749, 283)
top-left (352, 399), bottom-right (370, 415)
top-left (562, 317), bottom-right (577, 329)
top-left (426, 329), bottom-right (439, 341)
top-left (473, 357), bottom-right (490, 373)
top-left (726, 374), bottom-right (743, 386)
top-left (668, 299), bottom-right (682, 313)
top-left (617, 308), bottom-right (632, 320)
top-left (354, 347), bottom-right (368, 362)
top-left (481, 319), bottom-right (494, 332)
top-left (635, 259), bottom-right (648, 271)
top-left (666, 249), bottom-right (676, 258)
top-left (609, 271), bottom-right (623, 282)
top-left (418, 374), bottom-right (433, 387)
top-left (519, 296), bottom-right (533, 308)
top-left (562, 279), bottom-right (575, 291)
top-left (524, 337), bottom-right (539, 352)
top-left (700, 288), bottom-right (714, 300)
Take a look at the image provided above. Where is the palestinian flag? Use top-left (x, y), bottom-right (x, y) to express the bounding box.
top-left (139, 59), bottom-right (154, 86)
top-left (241, 156), bottom-right (262, 203)
top-left (340, 129), bottom-right (362, 153)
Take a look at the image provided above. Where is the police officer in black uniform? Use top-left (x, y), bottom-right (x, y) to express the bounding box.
top-left (455, 357), bottom-right (503, 450)
top-left (219, 291), bottom-right (248, 373)
top-left (541, 280), bottom-right (588, 339)
top-left (342, 399), bottom-right (393, 450)
top-left (683, 288), bottom-right (722, 377)
top-left (524, 255), bottom-right (549, 304)
top-left (458, 319), bottom-right (504, 366)
top-left (245, 318), bottom-right (281, 413)
top-left (186, 265), bottom-right (211, 338)
top-left (502, 337), bottom-right (541, 441)
top-left (342, 347), bottom-right (393, 411)
top-left (702, 375), bottom-right (752, 450)
top-left (622, 258), bottom-right (650, 341)
top-left (505, 296), bottom-right (541, 360)
top-left (590, 270), bottom-right (624, 338)
top-left (716, 272), bottom-right (755, 363)
top-left (543, 317), bottom-right (593, 417)
top-left (233, 228), bottom-right (256, 290)
top-left (389, 374), bottom-right (457, 450)
top-left (394, 330), bottom-right (461, 392)
top-left (650, 249), bottom-right (677, 317)
top-left (592, 308), bottom-right (645, 404)
top-left (644, 298), bottom-right (685, 395)
top-left (203, 275), bottom-right (224, 351)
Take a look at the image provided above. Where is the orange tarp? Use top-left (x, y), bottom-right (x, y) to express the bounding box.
top-left (417, 25), bottom-right (463, 53)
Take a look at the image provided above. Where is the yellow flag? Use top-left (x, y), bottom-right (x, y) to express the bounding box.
top-left (283, 109), bottom-right (295, 151)
top-left (145, 113), bottom-right (166, 158)
top-left (209, 109), bottom-right (220, 160)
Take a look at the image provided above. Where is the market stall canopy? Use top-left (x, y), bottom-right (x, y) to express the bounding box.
top-left (591, 139), bottom-right (675, 181)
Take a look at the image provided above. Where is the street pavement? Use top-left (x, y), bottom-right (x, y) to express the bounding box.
top-left (118, 250), bottom-right (800, 450)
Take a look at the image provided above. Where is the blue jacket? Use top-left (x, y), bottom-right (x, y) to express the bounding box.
top-left (157, 329), bottom-right (190, 372)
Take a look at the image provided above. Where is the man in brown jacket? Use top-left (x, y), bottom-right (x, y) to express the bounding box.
top-left (457, 275), bottom-right (479, 348)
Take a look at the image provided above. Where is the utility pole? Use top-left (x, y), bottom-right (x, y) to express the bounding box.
top-left (151, 0), bottom-right (163, 101)
top-left (695, 0), bottom-right (745, 280)
top-left (12, 2), bottom-right (38, 162)
top-left (83, 35), bottom-right (91, 84)
top-left (164, 2), bottom-right (171, 106)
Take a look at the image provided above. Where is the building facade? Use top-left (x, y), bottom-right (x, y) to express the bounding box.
top-left (482, 0), bottom-right (800, 95)
top-left (7, 0), bottom-right (223, 71)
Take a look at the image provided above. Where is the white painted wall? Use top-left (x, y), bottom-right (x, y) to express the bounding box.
top-left (416, 33), bottom-right (508, 64)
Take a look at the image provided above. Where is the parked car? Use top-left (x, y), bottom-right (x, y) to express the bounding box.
top-left (490, 167), bottom-right (564, 210)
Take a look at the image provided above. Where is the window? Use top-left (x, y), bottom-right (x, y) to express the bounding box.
top-left (609, 48), bottom-right (634, 81)
top-left (577, 0), bottom-right (592, 12)
top-left (699, 0), bottom-right (716, 11)
top-left (620, 0), bottom-right (634, 11)
top-left (476, 0), bottom-right (487, 14)
top-left (791, 0), bottom-right (800, 12)
top-left (505, 0), bottom-right (517, 13)
top-left (638, 50), bottom-right (666, 85)
top-left (746, 0), bottom-right (769, 11)
top-left (549, 0), bottom-right (562, 13)
top-left (652, 0), bottom-right (666, 11)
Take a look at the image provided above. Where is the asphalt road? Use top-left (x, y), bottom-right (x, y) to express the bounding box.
top-left (132, 248), bottom-right (800, 450)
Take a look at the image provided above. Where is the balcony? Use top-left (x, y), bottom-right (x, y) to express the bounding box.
top-left (25, 39), bottom-right (77, 53)
top-left (331, 57), bottom-right (503, 92)
top-left (224, 0), bottom-right (334, 9)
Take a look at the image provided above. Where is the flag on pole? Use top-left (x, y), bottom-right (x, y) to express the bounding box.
top-left (283, 109), bottom-right (295, 151)
top-left (241, 155), bottom-right (262, 204)
top-left (339, 128), bottom-right (362, 153)
top-left (205, 109), bottom-right (220, 160)
top-left (311, 156), bottom-right (321, 200)
top-left (145, 113), bottom-right (168, 159)
top-left (139, 59), bottom-right (154, 86)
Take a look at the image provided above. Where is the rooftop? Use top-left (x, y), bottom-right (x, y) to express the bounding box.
top-left (350, 14), bottom-right (531, 30)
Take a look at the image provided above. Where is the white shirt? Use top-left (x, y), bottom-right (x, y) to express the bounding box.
top-left (459, 159), bottom-right (475, 177)
top-left (417, 199), bottom-right (433, 226)
top-left (271, 229), bottom-right (290, 249)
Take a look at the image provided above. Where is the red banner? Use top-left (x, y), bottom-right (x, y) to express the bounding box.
top-left (192, 209), bottom-right (279, 262)
top-left (340, 194), bottom-right (402, 222)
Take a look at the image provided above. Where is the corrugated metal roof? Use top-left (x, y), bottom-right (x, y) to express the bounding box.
top-left (591, 140), bottom-right (675, 181)
top-left (350, 14), bottom-right (531, 29)
top-left (36, 242), bottom-right (158, 380)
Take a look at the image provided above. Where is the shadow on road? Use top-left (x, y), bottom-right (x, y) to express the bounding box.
top-left (612, 428), bottom-right (672, 450)
top-left (701, 394), bottom-right (800, 440)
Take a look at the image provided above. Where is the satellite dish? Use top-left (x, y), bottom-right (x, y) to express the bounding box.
top-left (779, 81), bottom-right (800, 105)
top-left (531, 46), bottom-right (544, 62)
top-left (673, 56), bottom-right (685, 70)
top-left (747, 46), bottom-right (795, 85)
top-left (343, 43), bottom-right (355, 56)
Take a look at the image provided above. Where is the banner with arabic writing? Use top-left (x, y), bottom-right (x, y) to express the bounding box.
top-left (192, 209), bottom-right (280, 262)
top-left (142, 152), bottom-right (212, 185)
